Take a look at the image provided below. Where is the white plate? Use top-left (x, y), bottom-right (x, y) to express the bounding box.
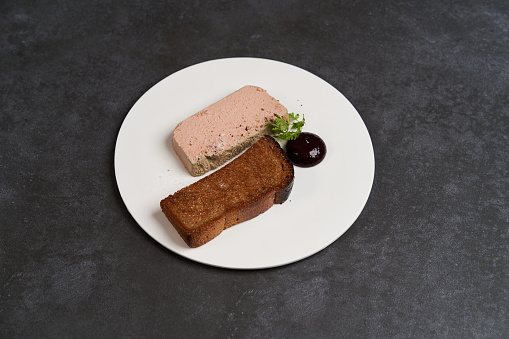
top-left (115, 57), bottom-right (374, 269)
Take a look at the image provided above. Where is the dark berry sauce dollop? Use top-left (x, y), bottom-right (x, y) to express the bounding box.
top-left (285, 132), bottom-right (326, 167)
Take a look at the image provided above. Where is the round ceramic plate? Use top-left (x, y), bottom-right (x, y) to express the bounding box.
top-left (115, 57), bottom-right (374, 269)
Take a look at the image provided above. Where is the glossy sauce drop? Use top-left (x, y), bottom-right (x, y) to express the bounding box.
top-left (285, 132), bottom-right (326, 167)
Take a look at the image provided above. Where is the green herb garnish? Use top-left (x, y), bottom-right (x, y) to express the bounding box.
top-left (266, 112), bottom-right (305, 140)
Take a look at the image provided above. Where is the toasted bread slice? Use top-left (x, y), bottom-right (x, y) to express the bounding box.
top-left (160, 136), bottom-right (294, 248)
top-left (172, 85), bottom-right (289, 176)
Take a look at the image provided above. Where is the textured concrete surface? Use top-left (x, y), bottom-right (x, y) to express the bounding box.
top-left (1, 0), bottom-right (508, 338)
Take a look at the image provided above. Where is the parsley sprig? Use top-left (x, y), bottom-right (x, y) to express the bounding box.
top-left (266, 113), bottom-right (305, 140)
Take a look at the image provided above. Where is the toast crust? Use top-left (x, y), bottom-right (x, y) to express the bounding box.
top-left (161, 136), bottom-right (294, 248)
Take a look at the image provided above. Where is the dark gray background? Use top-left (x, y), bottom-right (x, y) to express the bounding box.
top-left (1, 0), bottom-right (508, 338)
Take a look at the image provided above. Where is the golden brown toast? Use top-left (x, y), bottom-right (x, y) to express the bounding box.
top-left (160, 136), bottom-right (294, 248)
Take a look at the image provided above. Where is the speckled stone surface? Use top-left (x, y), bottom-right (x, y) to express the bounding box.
top-left (1, 1), bottom-right (508, 337)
